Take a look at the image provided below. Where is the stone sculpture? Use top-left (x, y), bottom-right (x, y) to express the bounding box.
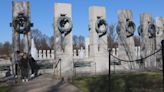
top-left (54, 3), bottom-right (73, 78)
top-left (138, 13), bottom-right (156, 69)
top-left (116, 10), bottom-right (136, 70)
top-left (89, 6), bottom-right (108, 74)
top-left (10, 1), bottom-right (33, 75)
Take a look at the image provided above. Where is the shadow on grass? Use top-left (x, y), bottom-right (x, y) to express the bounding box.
top-left (110, 72), bottom-right (163, 92)
top-left (72, 72), bottom-right (163, 92)
top-left (72, 75), bottom-right (109, 92)
top-left (46, 79), bottom-right (65, 92)
top-left (0, 86), bottom-right (11, 92)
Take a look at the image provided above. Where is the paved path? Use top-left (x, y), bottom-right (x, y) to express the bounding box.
top-left (10, 74), bottom-right (81, 92)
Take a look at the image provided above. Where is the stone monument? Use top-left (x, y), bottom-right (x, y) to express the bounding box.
top-left (138, 13), bottom-right (156, 69)
top-left (155, 17), bottom-right (164, 69)
top-left (31, 38), bottom-right (38, 60)
top-left (54, 3), bottom-right (73, 78)
top-left (116, 10), bottom-right (136, 70)
top-left (85, 37), bottom-right (89, 58)
top-left (89, 6), bottom-right (108, 74)
top-left (10, 1), bottom-right (33, 75)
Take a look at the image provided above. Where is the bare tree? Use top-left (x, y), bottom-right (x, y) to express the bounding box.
top-left (108, 24), bottom-right (118, 48)
top-left (73, 35), bottom-right (85, 50)
top-left (49, 36), bottom-right (54, 49)
top-left (0, 41), bottom-right (12, 57)
top-left (133, 36), bottom-right (140, 46)
top-left (78, 35), bottom-right (85, 49)
top-left (31, 29), bottom-right (51, 50)
top-left (73, 35), bottom-right (78, 50)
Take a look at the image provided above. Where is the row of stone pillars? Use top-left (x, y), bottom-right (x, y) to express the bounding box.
top-left (54, 3), bottom-right (163, 78)
top-left (108, 40), bottom-right (164, 91)
top-left (54, 5), bottom-right (109, 78)
top-left (117, 11), bottom-right (164, 70)
top-left (10, 1), bottom-right (163, 79)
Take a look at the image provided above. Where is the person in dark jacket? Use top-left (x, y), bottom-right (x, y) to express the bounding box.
top-left (20, 53), bottom-right (29, 82)
top-left (29, 54), bottom-right (39, 78)
top-left (14, 50), bottom-right (22, 78)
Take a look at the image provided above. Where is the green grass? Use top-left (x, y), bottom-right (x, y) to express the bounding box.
top-left (0, 81), bottom-right (12, 92)
top-left (72, 72), bottom-right (163, 92)
top-left (0, 86), bottom-right (11, 92)
top-left (72, 75), bottom-right (109, 92)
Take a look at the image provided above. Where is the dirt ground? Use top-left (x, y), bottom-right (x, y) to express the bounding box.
top-left (10, 74), bottom-right (81, 92)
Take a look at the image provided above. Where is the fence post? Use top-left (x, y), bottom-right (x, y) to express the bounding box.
top-left (108, 49), bottom-right (111, 92)
top-left (161, 40), bottom-right (164, 85)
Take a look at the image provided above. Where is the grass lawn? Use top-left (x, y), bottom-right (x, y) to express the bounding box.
top-left (0, 86), bottom-right (11, 92)
top-left (0, 80), bottom-right (12, 92)
top-left (72, 72), bottom-right (163, 92)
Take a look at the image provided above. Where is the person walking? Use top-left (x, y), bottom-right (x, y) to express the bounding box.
top-left (29, 54), bottom-right (39, 78)
top-left (14, 51), bottom-right (22, 78)
top-left (20, 53), bottom-right (29, 82)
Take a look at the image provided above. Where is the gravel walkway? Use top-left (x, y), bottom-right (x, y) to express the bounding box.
top-left (10, 74), bottom-right (81, 92)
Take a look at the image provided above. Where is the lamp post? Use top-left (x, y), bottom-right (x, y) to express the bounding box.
top-left (161, 40), bottom-right (164, 86)
top-left (108, 48), bottom-right (111, 92)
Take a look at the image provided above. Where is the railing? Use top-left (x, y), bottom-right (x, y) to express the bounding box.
top-left (53, 58), bottom-right (61, 79)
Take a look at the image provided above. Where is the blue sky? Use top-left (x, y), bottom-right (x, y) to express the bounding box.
top-left (0, 0), bottom-right (164, 43)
